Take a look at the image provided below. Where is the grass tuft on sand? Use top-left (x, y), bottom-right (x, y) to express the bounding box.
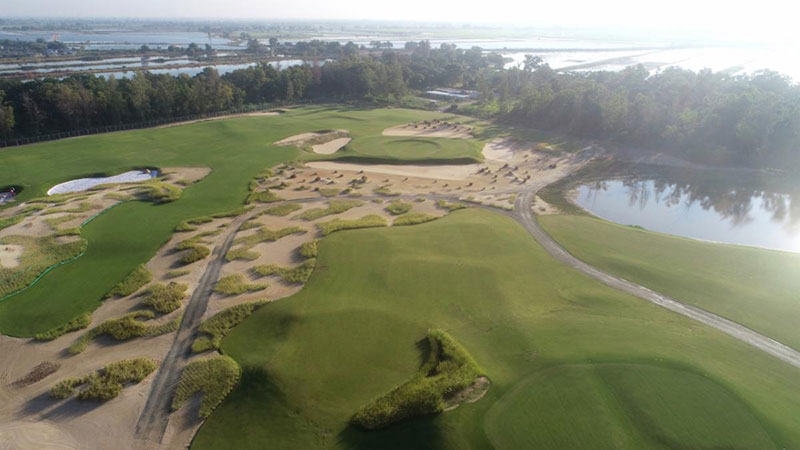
top-left (317, 214), bottom-right (387, 236)
top-left (214, 274), bottom-right (268, 296)
top-left (50, 357), bottom-right (156, 401)
top-left (172, 355), bottom-right (241, 419)
top-left (105, 265), bottom-right (152, 298)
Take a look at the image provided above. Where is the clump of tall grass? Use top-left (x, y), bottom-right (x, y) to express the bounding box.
top-left (0, 215), bottom-right (25, 231)
top-left (225, 247), bottom-right (260, 261)
top-left (317, 187), bottom-right (341, 197)
top-left (385, 200), bottom-right (412, 215)
top-left (141, 180), bottom-right (182, 203)
top-left (262, 203), bottom-right (303, 216)
top-left (34, 313), bottom-right (92, 341)
top-left (142, 282), bottom-right (187, 313)
top-left (213, 274), bottom-right (268, 296)
top-left (246, 189), bottom-right (282, 204)
top-left (299, 239), bottom-right (319, 258)
top-left (105, 265), bottom-right (152, 298)
top-left (294, 199), bottom-right (363, 221)
top-left (191, 301), bottom-right (269, 353)
top-left (233, 226), bottom-right (306, 247)
top-left (165, 269), bottom-right (191, 279)
top-left (393, 213), bottom-right (439, 226)
top-left (41, 202), bottom-right (96, 215)
top-left (351, 329), bottom-right (487, 430)
top-left (436, 200), bottom-right (468, 211)
top-left (373, 185), bottom-right (400, 196)
top-left (43, 214), bottom-right (81, 230)
top-left (253, 258), bottom-right (316, 284)
top-left (317, 214), bottom-right (387, 235)
top-left (171, 355), bottom-right (241, 419)
top-left (50, 357), bottom-right (156, 401)
top-left (68, 311), bottom-right (182, 354)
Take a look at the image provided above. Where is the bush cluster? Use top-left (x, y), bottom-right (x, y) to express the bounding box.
top-left (142, 282), bottom-right (187, 313)
top-left (351, 329), bottom-right (486, 430)
top-left (50, 357), bottom-right (156, 401)
top-left (171, 355), bottom-right (242, 419)
top-left (299, 239), bottom-right (319, 258)
top-left (68, 311), bottom-right (181, 354)
top-left (385, 200), bottom-right (413, 216)
top-left (213, 274), bottom-right (268, 296)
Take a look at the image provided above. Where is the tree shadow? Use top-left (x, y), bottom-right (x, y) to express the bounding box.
top-left (337, 415), bottom-right (445, 450)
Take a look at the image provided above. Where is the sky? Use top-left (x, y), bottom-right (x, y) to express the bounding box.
top-left (3, 0), bottom-right (796, 43)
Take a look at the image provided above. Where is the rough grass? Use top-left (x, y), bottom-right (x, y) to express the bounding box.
top-left (261, 203), bottom-right (303, 216)
top-left (43, 213), bottom-right (81, 229)
top-left (0, 234), bottom-right (87, 298)
top-left (142, 282), bottom-right (187, 314)
top-left (105, 265), bottom-right (152, 298)
top-left (233, 226), bottom-right (306, 247)
top-left (141, 180), bottom-right (182, 203)
top-left (225, 247), bottom-right (260, 261)
top-left (373, 185), bottom-right (400, 196)
top-left (192, 301), bottom-right (269, 353)
top-left (299, 240), bottom-right (318, 258)
top-left (172, 355), bottom-right (242, 419)
top-left (294, 199), bottom-right (363, 221)
top-left (68, 311), bottom-right (181, 354)
top-left (246, 190), bottom-right (282, 204)
top-left (385, 200), bottom-right (413, 216)
top-left (166, 269), bottom-right (191, 279)
top-left (436, 199), bottom-right (468, 211)
top-left (318, 187), bottom-right (341, 197)
top-left (49, 357), bottom-right (156, 401)
top-left (0, 214), bottom-right (25, 231)
top-left (253, 258), bottom-right (316, 284)
top-left (33, 313), bottom-right (92, 341)
top-left (352, 329), bottom-right (486, 430)
top-left (41, 202), bottom-right (96, 216)
top-left (179, 245), bottom-right (211, 265)
top-left (316, 214), bottom-right (387, 235)
top-left (213, 274), bottom-right (268, 296)
top-left (393, 212), bottom-right (438, 226)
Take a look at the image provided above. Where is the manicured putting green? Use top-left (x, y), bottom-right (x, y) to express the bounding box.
top-left (485, 363), bottom-right (774, 449)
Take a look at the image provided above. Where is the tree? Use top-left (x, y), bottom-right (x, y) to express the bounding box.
top-left (0, 90), bottom-right (14, 138)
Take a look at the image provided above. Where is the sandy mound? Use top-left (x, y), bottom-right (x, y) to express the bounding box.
top-left (0, 421), bottom-right (81, 449)
top-left (312, 137), bottom-right (351, 155)
top-left (482, 139), bottom-right (517, 162)
top-left (274, 132), bottom-right (320, 146)
top-left (383, 121), bottom-right (473, 139)
top-left (306, 161), bottom-right (479, 181)
top-left (0, 244), bottom-right (23, 268)
top-left (47, 170), bottom-right (158, 195)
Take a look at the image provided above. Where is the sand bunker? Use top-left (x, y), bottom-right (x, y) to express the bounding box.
top-left (47, 169), bottom-right (158, 195)
top-left (383, 121), bottom-right (473, 139)
top-left (306, 161), bottom-right (479, 181)
top-left (482, 139), bottom-right (516, 162)
top-left (275, 132), bottom-right (320, 146)
top-left (0, 244), bottom-right (23, 268)
top-left (312, 137), bottom-right (351, 155)
top-left (0, 421), bottom-right (81, 450)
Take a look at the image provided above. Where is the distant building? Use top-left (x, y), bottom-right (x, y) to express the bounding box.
top-left (423, 88), bottom-right (479, 101)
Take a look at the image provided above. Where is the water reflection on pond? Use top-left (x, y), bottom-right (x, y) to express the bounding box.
top-left (576, 178), bottom-right (800, 253)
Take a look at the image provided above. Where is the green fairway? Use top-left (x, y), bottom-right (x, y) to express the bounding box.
top-left (327, 135), bottom-right (483, 163)
top-left (539, 214), bottom-right (800, 350)
top-left (193, 210), bottom-right (800, 449)
top-left (0, 106), bottom-right (467, 336)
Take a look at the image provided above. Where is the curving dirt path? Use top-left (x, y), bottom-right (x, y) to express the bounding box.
top-left (510, 188), bottom-right (800, 370)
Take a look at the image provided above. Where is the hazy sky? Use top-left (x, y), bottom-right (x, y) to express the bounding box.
top-left (3, 0), bottom-right (795, 43)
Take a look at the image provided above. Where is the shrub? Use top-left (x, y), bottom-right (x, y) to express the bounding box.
top-left (142, 282), bottom-right (187, 313)
top-left (172, 355), bottom-right (242, 419)
top-left (34, 313), bottom-right (92, 341)
top-left (141, 180), bottom-right (182, 203)
top-left (246, 190), bottom-right (282, 204)
top-left (318, 187), bottom-right (341, 197)
top-left (436, 200), bottom-right (468, 212)
top-left (294, 199), bottom-right (363, 221)
top-left (299, 240), bottom-right (319, 258)
top-left (214, 274), bottom-right (268, 296)
top-left (191, 300), bottom-right (269, 353)
top-left (68, 311), bottom-right (181, 354)
top-left (385, 200), bottom-right (412, 216)
top-left (50, 357), bottom-right (156, 401)
top-left (261, 203), bottom-right (303, 216)
top-left (180, 245), bottom-right (210, 265)
top-left (225, 247), bottom-right (260, 261)
top-left (351, 329), bottom-right (487, 430)
top-left (165, 269), bottom-right (191, 279)
top-left (106, 265), bottom-right (152, 298)
top-left (253, 258), bottom-right (316, 284)
top-left (233, 226), bottom-right (306, 247)
top-left (373, 185), bottom-right (400, 196)
top-left (317, 214), bottom-right (387, 236)
top-left (393, 213), bottom-right (439, 226)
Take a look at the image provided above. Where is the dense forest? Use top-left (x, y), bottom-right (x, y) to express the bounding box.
top-left (0, 41), bottom-right (798, 168)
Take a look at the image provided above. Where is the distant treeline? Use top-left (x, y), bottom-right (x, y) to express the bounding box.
top-left (0, 42), bottom-right (798, 168)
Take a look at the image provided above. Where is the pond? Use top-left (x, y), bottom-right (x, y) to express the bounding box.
top-left (575, 178), bottom-right (800, 253)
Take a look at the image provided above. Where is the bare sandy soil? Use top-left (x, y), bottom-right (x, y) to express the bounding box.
top-left (274, 132), bottom-right (320, 146)
top-left (532, 195), bottom-right (561, 215)
top-left (312, 137), bottom-right (351, 155)
top-left (482, 138), bottom-right (533, 162)
top-left (306, 161), bottom-right (480, 181)
top-left (383, 121), bottom-right (473, 139)
top-left (0, 244), bottom-right (22, 268)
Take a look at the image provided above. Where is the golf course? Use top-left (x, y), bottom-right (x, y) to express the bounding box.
top-left (0, 106), bottom-right (799, 450)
